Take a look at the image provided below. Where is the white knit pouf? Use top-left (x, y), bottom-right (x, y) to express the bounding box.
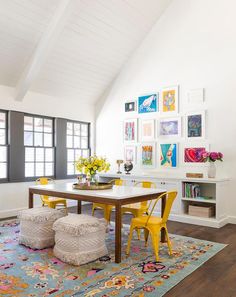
top-left (18, 207), bottom-right (66, 249)
top-left (53, 214), bottom-right (108, 265)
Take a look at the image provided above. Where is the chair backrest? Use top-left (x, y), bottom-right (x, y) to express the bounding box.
top-left (109, 179), bottom-right (125, 186)
top-left (36, 177), bottom-right (54, 202)
top-left (134, 181), bottom-right (156, 207)
top-left (145, 191), bottom-right (177, 225)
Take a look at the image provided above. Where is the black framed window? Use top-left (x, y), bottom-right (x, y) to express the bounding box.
top-left (24, 115), bottom-right (54, 178)
top-left (66, 121), bottom-right (90, 175)
top-left (0, 111), bottom-right (7, 179)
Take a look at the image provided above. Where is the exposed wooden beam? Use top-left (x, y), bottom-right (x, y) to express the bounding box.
top-left (15, 0), bottom-right (75, 101)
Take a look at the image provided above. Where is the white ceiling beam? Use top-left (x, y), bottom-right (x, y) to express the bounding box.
top-left (14, 0), bottom-right (75, 101)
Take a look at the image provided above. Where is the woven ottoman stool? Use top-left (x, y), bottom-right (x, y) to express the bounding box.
top-left (53, 214), bottom-right (108, 265)
top-left (18, 207), bottom-right (66, 249)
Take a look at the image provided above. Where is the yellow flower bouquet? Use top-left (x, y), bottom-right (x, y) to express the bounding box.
top-left (75, 155), bottom-right (110, 181)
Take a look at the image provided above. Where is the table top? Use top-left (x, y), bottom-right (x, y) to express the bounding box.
top-left (29, 182), bottom-right (166, 200)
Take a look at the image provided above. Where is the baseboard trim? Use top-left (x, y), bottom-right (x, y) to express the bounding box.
top-left (227, 216), bottom-right (236, 224)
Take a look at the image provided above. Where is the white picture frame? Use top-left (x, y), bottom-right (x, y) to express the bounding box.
top-left (124, 145), bottom-right (137, 164)
top-left (140, 119), bottom-right (155, 141)
top-left (123, 118), bottom-right (138, 143)
top-left (159, 143), bottom-right (178, 168)
top-left (158, 117), bottom-right (181, 138)
top-left (185, 110), bottom-right (206, 140)
top-left (139, 142), bottom-right (156, 169)
top-left (182, 143), bottom-right (210, 166)
top-left (160, 85), bottom-right (179, 115)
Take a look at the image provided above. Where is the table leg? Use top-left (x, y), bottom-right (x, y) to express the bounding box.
top-left (161, 194), bottom-right (167, 242)
top-left (29, 190), bottom-right (33, 208)
top-left (77, 201), bottom-right (82, 214)
top-left (115, 204), bottom-right (122, 263)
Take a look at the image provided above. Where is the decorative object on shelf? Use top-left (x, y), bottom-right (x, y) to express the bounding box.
top-left (201, 151), bottom-right (223, 178)
top-left (124, 161), bottom-right (133, 174)
top-left (123, 118), bottom-right (138, 143)
top-left (140, 142), bottom-right (156, 168)
top-left (161, 86), bottom-right (179, 114)
top-left (183, 144), bottom-right (209, 164)
top-left (140, 119), bottom-right (155, 141)
top-left (160, 143), bottom-right (177, 168)
top-left (186, 173), bottom-right (203, 178)
top-left (159, 117), bottom-right (181, 138)
top-left (125, 101), bottom-right (136, 112)
top-left (116, 159), bottom-right (123, 174)
top-left (124, 146), bottom-right (136, 163)
top-left (138, 93), bottom-right (158, 114)
top-left (75, 155), bottom-right (110, 186)
top-left (186, 111), bottom-right (205, 139)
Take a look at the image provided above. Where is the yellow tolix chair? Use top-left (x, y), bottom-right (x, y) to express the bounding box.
top-left (92, 179), bottom-right (125, 223)
top-left (126, 191), bottom-right (178, 261)
top-left (121, 181), bottom-right (156, 239)
top-left (36, 177), bottom-right (68, 212)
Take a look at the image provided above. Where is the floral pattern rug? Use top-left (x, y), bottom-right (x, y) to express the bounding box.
top-left (0, 219), bottom-right (226, 297)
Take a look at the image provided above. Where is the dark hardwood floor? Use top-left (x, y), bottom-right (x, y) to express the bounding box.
top-left (72, 204), bottom-right (236, 297)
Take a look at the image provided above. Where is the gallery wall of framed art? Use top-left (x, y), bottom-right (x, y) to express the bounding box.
top-left (123, 85), bottom-right (208, 170)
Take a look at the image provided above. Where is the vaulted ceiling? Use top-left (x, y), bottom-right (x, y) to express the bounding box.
top-left (0, 0), bottom-right (171, 104)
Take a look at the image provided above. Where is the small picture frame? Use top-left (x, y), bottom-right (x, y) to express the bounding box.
top-left (125, 101), bottom-right (136, 113)
top-left (183, 143), bottom-right (209, 165)
top-left (185, 111), bottom-right (205, 139)
top-left (123, 118), bottom-right (138, 143)
top-left (159, 143), bottom-right (178, 168)
top-left (124, 145), bottom-right (136, 163)
top-left (158, 117), bottom-right (181, 138)
top-left (160, 86), bottom-right (179, 114)
top-left (138, 94), bottom-right (158, 114)
top-left (140, 142), bottom-right (156, 168)
top-left (140, 119), bottom-right (155, 141)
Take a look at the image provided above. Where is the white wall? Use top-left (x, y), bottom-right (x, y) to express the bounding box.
top-left (0, 85), bottom-right (95, 218)
top-left (96, 0), bottom-right (236, 217)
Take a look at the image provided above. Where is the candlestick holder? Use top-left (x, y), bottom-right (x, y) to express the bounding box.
top-left (116, 160), bottom-right (123, 174)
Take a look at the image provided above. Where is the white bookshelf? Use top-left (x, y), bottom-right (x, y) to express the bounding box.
top-left (98, 172), bottom-right (229, 228)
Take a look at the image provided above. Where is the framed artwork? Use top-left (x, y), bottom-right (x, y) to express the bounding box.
top-left (183, 144), bottom-right (209, 164)
top-left (140, 119), bottom-right (155, 141)
top-left (159, 117), bottom-right (181, 138)
top-left (186, 111), bottom-right (205, 139)
top-left (124, 145), bottom-right (136, 163)
top-left (125, 101), bottom-right (136, 112)
top-left (140, 143), bottom-right (156, 168)
top-left (138, 94), bottom-right (158, 114)
top-left (124, 119), bottom-right (137, 143)
top-left (161, 86), bottom-right (179, 114)
top-left (160, 143), bottom-right (178, 168)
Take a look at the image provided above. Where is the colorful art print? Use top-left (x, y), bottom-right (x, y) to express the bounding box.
top-left (138, 94), bottom-right (158, 114)
top-left (141, 143), bottom-right (155, 167)
top-left (159, 117), bottom-right (181, 137)
top-left (124, 146), bottom-right (136, 163)
top-left (125, 101), bottom-right (136, 112)
top-left (161, 86), bottom-right (179, 114)
top-left (160, 143), bottom-right (177, 168)
top-left (140, 119), bottom-right (155, 141)
top-left (184, 147), bottom-right (207, 163)
top-left (124, 119), bottom-right (137, 142)
top-left (187, 112), bottom-right (205, 138)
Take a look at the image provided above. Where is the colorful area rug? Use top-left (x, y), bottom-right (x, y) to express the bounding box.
top-left (0, 219), bottom-right (225, 297)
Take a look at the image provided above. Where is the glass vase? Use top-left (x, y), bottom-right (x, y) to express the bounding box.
top-left (207, 162), bottom-right (216, 178)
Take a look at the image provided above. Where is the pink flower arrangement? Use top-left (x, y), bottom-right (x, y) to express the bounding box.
top-left (202, 151), bottom-right (223, 162)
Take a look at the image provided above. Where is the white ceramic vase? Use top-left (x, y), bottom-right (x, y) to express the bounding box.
top-left (208, 162), bottom-right (216, 178)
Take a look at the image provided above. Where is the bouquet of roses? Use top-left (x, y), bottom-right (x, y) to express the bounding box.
top-left (202, 151), bottom-right (223, 162)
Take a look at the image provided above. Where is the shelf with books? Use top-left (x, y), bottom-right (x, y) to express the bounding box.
top-left (181, 197), bottom-right (216, 204)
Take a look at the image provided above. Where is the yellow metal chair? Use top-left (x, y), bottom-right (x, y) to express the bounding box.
top-left (122, 181), bottom-right (156, 239)
top-left (126, 191), bottom-right (177, 261)
top-left (92, 179), bottom-right (124, 223)
top-left (36, 177), bottom-right (68, 212)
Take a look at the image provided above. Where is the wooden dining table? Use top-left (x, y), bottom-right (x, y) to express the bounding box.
top-left (28, 182), bottom-right (166, 263)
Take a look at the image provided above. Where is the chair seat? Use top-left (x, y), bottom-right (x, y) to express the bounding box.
top-left (47, 198), bottom-right (67, 203)
top-left (122, 203), bottom-right (147, 210)
top-left (132, 216), bottom-right (162, 225)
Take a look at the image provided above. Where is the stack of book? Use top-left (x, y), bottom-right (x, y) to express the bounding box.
top-left (183, 183), bottom-right (200, 198)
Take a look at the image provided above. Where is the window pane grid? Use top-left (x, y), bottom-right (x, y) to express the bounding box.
top-left (24, 115), bottom-right (54, 178)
